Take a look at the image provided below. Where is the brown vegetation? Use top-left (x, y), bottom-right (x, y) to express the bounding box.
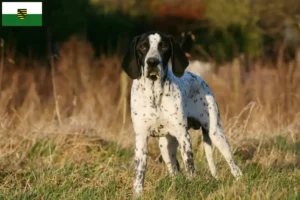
top-left (0, 35), bottom-right (299, 199)
top-left (0, 35), bottom-right (300, 160)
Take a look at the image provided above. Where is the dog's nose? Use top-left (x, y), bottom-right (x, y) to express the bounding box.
top-left (147, 57), bottom-right (159, 67)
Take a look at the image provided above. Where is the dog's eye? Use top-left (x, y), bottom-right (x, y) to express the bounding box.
top-left (140, 45), bottom-right (146, 51)
top-left (161, 42), bottom-right (168, 51)
top-left (140, 43), bottom-right (148, 51)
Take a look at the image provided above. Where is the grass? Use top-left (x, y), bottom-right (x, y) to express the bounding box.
top-left (0, 133), bottom-right (299, 200)
top-left (0, 36), bottom-right (300, 199)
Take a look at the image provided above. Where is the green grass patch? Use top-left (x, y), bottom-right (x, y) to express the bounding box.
top-left (0, 136), bottom-right (299, 200)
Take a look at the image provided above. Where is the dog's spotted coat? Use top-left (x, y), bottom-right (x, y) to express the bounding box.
top-left (121, 31), bottom-right (243, 197)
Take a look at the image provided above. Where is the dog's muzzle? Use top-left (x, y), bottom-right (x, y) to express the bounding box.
top-left (146, 57), bottom-right (160, 81)
top-left (147, 68), bottom-right (160, 81)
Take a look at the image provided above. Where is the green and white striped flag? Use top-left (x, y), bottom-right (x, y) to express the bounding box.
top-left (2, 2), bottom-right (42, 26)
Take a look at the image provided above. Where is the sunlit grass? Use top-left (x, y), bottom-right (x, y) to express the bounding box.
top-left (0, 133), bottom-right (299, 200)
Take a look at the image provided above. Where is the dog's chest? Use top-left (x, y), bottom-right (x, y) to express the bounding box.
top-left (131, 80), bottom-right (186, 136)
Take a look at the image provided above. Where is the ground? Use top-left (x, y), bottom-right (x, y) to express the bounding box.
top-left (0, 129), bottom-right (299, 200)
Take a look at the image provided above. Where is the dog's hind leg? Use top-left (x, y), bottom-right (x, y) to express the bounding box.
top-left (175, 129), bottom-right (195, 178)
top-left (205, 95), bottom-right (243, 179)
top-left (202, 127), bottom-right (218, 179)
top-left (159, 135), bottom-right (180, 175)
top-left (209, 125), bottom-right (242, 179)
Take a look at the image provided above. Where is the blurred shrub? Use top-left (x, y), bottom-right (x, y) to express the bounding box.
top-left (1, 0), bottom-right (299, 63)
top-left (197, 0), bottom-right (262, 62)
top-left (1, 0), bottom-right (149, 59)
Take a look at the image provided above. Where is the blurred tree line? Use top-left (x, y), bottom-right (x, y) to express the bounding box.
top-left (1, 0), bottom-right (300, 64)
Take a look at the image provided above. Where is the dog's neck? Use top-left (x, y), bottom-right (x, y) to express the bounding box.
top-left (137, 69), bottom-right (169, 109)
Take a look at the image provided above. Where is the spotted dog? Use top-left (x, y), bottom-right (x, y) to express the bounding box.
top-left (121, 31), bottom-right (243, 197)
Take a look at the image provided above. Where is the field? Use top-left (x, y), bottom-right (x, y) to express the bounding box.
top-left (0, 37), bottom-right (299, 199)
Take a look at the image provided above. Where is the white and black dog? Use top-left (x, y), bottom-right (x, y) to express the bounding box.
top-left (121, 31), bottom-right (243, 197)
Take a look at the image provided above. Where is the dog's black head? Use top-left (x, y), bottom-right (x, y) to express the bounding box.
top-left (121, 31), bottom-right (189, 81)
top-left (180, 31), bottom-right (196, 57)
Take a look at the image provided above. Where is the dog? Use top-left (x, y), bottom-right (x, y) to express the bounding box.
top-left (180, 31), bottom-right (196, 58)
top-left (121, 31), bottom-right (243, 197)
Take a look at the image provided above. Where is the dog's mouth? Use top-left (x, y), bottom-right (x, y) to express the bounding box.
top-left (147, 71), bottom-right (160, 81)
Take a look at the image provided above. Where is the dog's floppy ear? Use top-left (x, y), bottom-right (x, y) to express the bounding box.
top-left (121, 36), bottom-right (141, 79)
top-left (168, 35), bottom-right (189, 77)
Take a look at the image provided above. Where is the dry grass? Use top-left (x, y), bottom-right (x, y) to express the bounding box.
top-left (0, 36), bottom-right (299, 199)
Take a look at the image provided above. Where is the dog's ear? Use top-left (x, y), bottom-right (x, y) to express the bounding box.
top-left (121, 36), bottom-right (141, 79)
top-left (168, 35), bottom-right (189, 77)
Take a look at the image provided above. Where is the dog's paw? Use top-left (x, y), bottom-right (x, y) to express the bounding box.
top-left (186, 169), bottom-right (196, 180)
top-left (132, 190), bottom-right (143, 200)
top-left (212, 174), bottom-right (219, 180)
top-left (232, 167), bottom-right (243, 180)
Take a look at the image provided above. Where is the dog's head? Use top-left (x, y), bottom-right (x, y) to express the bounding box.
top-left (180, 31), bottom-right (196, 58)
top-left (121, 31), bottom-right (189, 81)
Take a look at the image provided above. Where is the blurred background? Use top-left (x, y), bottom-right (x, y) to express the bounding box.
top-left (1, 0), bottom-right (300, 146)
top-left (1, 1), bottom-right (300, 198)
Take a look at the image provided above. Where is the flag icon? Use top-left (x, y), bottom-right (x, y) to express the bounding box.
top-left (2, 2), bottom-right (42, 26)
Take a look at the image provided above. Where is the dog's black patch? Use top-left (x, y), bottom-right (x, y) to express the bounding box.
top-left (187, 117), bottom-right (201, 130)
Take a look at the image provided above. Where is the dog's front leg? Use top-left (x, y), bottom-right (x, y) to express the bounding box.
top-left (175, 129), bottom-right (195, 177)
top-left (133, 133), bottom-right (148, 198)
